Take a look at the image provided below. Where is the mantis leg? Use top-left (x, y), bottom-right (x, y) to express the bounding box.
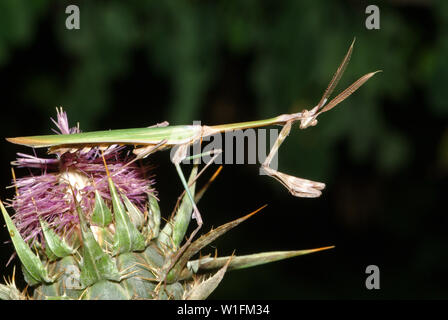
top-left (172, 146), bottom-right (223, 221)
top-left (158, 145), bottom-right (221, 286)
top-left (168, 148), bottom-right (222, 221)
top-left (171, 144), bottom-right (202, 225)
top-left (261, 121), bottom-right (326, 198)
top-left (174, 162), bottom-right (203, 228)
top-left (108, 140), bottom-right (168, 178)
top-left (132, 139), bottom-right (168, 159)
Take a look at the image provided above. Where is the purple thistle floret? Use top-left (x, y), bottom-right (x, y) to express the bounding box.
top-left (10, 108), bottom-right (155, 246)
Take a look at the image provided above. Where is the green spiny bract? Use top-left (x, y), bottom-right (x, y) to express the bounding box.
top-left (0, 167), bottom-right (332, 300)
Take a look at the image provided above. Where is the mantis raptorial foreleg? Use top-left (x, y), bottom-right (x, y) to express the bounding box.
top-left (257, 39), bottom-right (378, 198)
top-left (261, 121), bottom-right (326, 198)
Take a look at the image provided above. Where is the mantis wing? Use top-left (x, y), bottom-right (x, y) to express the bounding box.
top-left (6, 125), bottom-right (202, 148)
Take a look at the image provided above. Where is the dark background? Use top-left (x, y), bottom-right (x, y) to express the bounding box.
top-left (0, 0), bottom-right (447, 299)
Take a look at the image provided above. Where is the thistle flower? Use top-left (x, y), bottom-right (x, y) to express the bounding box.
top-left (10, 108), bottom-right (154, 248)
top-left (0, 109), bottom-right (333, 300)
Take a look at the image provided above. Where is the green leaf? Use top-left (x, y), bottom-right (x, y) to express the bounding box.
top-left (167, 205), bottom-right (265, 282)
top-left (158, 165), bottom-right (198, 251)
top-left (83, 280), bottom-right (130, 300)
top-left (91, 190), bottom-right (112, 227)
top-left (180, 246), bottom-right (335, 280)
top-left (0, 284), bottom-right (22, 300)
top-left (0, 201), bottom-right (51, 285)
top-left (57, 256), bottom-right (83, 294)
top-left (22, 264), bottom-right (41, 286)
top-left (116, 252), bottom-right (157, 299)
top-left (122, 193), bottom-right (144, 229)
top-left (108, 178), bottom-right (145, 254)
top-left (39, 219), bottom-right (75, 259)
top-left (90, 225), bottom-right (114, 252)
top-left (0, 267), bottom-right (24, 301)
top-left (172, 165), bottom-right (197, 249)
top-left (146, 193), bottom-right (161, 241)
top-left (44, 245), bottom-right (58, 262)
top-left (33, 256), bottom-right (83, 299)
top-left (0, 284), bottom-right (11, 300)
top-left (185, 258), bottom-right (231, 300)
top-left (75, 202), bottom-right (120, 288)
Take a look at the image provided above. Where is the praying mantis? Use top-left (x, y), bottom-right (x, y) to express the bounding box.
top-left (6, 39), bottom-right (379, 253)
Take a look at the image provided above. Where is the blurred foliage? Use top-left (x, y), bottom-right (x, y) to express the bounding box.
top-left (0, 0), bottom-right (447, 299)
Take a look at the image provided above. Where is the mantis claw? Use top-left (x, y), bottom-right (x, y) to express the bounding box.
top-left (262, 166), bottom-right (325, 198)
